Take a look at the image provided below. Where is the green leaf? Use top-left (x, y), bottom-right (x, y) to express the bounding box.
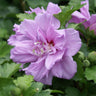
top-left (0, 63), bottom-right (20, 78)
top-left (65, 87), bottom-right (80, 96)
top-left (0, 56), bottom-right (10, 65)
top-left (0, 78), bottom-right (16, 96)
top-left (0, 41), bottom-right (12, 57)
top-left (16, 13), bottom-right (36, 21)
top-left (54, 0), bottom-right (84, 27)
top-left (30, 82), bottom-right (43, 92)
top-left (73, 56), bottom-right (84, 81)
top-left (85, 66), bottom-right (96, 83)
top-left (14, 75), bottom-right (34, 90)
top-left (23, 82), bottom-right (44, 96)
top-left (80, 43), bottom-right (89, 57)
top-left (34, 90), bottom-right (52, 96)
top-left (67, 23), bottom-right (79, 29)
top-left (0, 28), bottom-right (8, 39)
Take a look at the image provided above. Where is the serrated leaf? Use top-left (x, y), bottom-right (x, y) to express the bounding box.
top-left (16, 13), bottom-right (36, 21)
top-left (0, 63), bottom-right (20, 78)
top-left (85, 66), bottom-right (96, 83)
top-left (14, 75), bottom-right (33, 90)
top-left (0, 78), bottom-right (16, 96)
top-left (23, 82), bottom-right (43, 96)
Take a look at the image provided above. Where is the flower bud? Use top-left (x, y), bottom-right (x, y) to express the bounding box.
top-left (83, 59), bottom-right (90, 67)
top-left (11, 87), bottom-right (21, 96)
top-left (78, 51), bottom-right (85, 61)
top-left (88, 51), bottom-right (96, 64)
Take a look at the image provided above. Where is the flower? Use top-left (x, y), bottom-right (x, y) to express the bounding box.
top-left (8, 12), bottom-right (81, 85)
top-left (69, 0), bottom-right (96, 35)
top-left (69, 0), bottom-right (90, 23)
top-left (25, 2), bottom-right (61, 15)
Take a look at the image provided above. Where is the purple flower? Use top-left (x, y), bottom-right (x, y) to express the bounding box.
top-left (69, 0), bottom-right (96, 35)
top-left (25, 2), bottom-right (61, 15)
top-left (69, 0), bottom-right (90, 23)
top-left (8, 12), bottom-right (81, 85)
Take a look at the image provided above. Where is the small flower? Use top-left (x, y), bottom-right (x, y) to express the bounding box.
top-left (8, 12), bottom-right (81, 85)
top-left (69, 0), bottom-right (96, 35)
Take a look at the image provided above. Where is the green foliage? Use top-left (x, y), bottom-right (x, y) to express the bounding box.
top-left (17, 12), bottom-right (36, 21)
top-left (0, 78), bottom-right (16, 96)
top-left (65, 87), bottom-right (80, 96)
top-left (73, 55), bottom-right (84, 81)
top-left (14, 75), bottom-right (34, 90)
top-left (0, 42), bottom-right (12, 57)
top-left (85, 66), bottom-right (96, 83)
top-left (0, 62), bottom-right (20, 78)
top-left (54, 0), bottom-right (84, 27)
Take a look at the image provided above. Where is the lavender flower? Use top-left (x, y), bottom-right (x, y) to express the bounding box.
top-left (8, 3), bottom-right (81, 85)
top-left (69, 0), bottom-right (90, 23)
top-left (69, 0), bottom-right (96, 35)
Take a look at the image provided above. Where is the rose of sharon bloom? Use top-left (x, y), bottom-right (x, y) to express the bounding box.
top-left (25, 2), bottom-right (61, 15)
top-left (8, 13), bottom-right (81, 85)
top-left (69, 0), bottom-right (90, 23)
top-left (69, 0), bottom-right (96, 35)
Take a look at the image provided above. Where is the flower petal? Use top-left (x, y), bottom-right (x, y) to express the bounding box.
top-left (65, 28), bottom-right (81, 56)
top-left (47, 2), bottom-right (61, 15)
top-left (89, 23), bottom-right (96, 35)
top-left (23, 57), bottom-right (53, 85)
top-left (69, 11), bottom-right (86, 23)
top-left (80, 0), bottom-right (90, 19)
top-left (54, 29), bottom-right (65, 50)
top-left (10, 41), bottom-right (38, 63)
top-left (52, 56), bottom-right (77, 79)
top-left (20, 19), bottom-right (38, 40)
top-left (45, 51), bottom-right (64, 70)
top-left (35, 13), bottom-right (60, 31)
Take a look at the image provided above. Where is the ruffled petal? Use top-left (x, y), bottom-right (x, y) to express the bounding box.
top-left (54, 29), bottom-right (65, 50)
top-left (8, 34), bottom-right (30, 46)
top-left (80, 0), bottom-right (90, 19)
top-left (83, 14), bottom-right (96, 28)
top-left (10, 41), bottom-right (38, 63)
top-left (89, 23), bottom-right (96, 35)
top-left (69, 11), bottom-right (86, 23)
top-left (20, 19), bottom-right (38, 40)
top-left (47, 2), bottom-right (61, 15)
top-left (35, 13), bottom-right (60, 31)
top-left (45, 51), bottom-right (64, 70)
top-left (65, 28), bottom-right (81, 56)
top-left (52, 56), bottom-right (77, 79)
top-left (23, 57), bottom-right (53, 85)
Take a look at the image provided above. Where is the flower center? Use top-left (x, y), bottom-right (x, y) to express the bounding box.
top-left (32, 40), bottom-right (55, 56)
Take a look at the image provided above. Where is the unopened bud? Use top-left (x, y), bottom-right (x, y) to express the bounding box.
top-left (78, 51), bottom-right (85, 61)
top-left (83, 60), bottom-right (90, 67)
top-left (88, 51), bottom-right (96, 64)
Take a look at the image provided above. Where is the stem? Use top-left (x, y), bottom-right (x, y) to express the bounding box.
top-left (20, 0), bottom-right (25, 12)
